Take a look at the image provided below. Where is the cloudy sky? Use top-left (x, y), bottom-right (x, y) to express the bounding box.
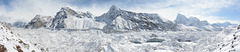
top-left (0, 0), bottom-right (239, 24)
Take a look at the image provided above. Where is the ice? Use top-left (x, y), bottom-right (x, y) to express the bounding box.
top-left (11, 26), bottom-right (224, 52)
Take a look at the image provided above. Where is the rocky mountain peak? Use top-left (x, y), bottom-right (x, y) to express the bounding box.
top-left (109, 5), bottom-right (120, 12)
top-left (58, 7), bottom-right (78, 16)
top-left (25, 15), bottom-right (53, 29)
top-left (96, 6), bottom-right (178, 33)
top-left (188, 17), bottom-right (200, 22)
top-left (50, 6), bottom-right (103, 30)
top-left (175, 13), bottom-right (189, 24)
top-left (60, 7), bottom-right (73, 11)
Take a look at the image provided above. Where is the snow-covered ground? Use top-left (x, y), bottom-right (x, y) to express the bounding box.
top-left (0, 22), bottom-right (40, 52)
top-left (11, 27), bottom-right (222, 52)
top-left (213, 25), bottom-right (240, 52)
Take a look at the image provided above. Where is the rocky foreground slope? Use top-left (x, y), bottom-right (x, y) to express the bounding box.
top-left (213, 25), bottom-right (240, 52)
top-left (0, 22), bottom-right (40, 52)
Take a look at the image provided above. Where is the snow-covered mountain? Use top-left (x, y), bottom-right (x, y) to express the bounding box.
top-left (25, 15), bottom-right (53, 29)
top-left (50, 7), bottom-right (105, 30)
top-left (175, 13), bottom-right (209, 27)
top-left (213, 25), bottom-right (240, 52)
top-left (23, 6), bottom-right (233, 32)
top-left (212, 22), bottom-right (236, 28)
top-left (96, 5), bottom-right (178, 33)
top-left (174, 13), bottom-right (223, 31)
top-left (0, 22), bottom-right (40, 52)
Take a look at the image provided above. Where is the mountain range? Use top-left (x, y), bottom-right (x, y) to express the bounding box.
top-left (0, 5), bottom-right (239, 52)
top-left (15, 5), bottom-right (235, 32)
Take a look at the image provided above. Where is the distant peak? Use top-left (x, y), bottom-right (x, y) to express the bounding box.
top-left (110, 5), bottom-right (117, 9)
top-left (35, 14), bottom-right (41, 16)
top-left (34, 15), bottom-right (42, 18)
top-left (188, 17), bottom-right (200, 21)
top-left (109, 5), bottom-right (120, 11)
top-left (60, 7), bottom-right (73, 11)
top-left (176, 13), bottom-right (187, 19)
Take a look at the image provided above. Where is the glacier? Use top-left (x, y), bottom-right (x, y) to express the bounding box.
top-left (0, 5), bottom-right (238, 52)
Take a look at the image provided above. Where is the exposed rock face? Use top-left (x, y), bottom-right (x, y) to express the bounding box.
top-left (174, 13), bottom-right (190, 25)
top-left (238, 25), bottom-right (240, 30)
top-left (0, 22), bottom-right (12, 27)
top-left (96, 5), bottom-right (178, 33)
top-left (50, 7), bottom-right (105, 30)
top-left (25, 15), bottom-right (53, 29)
top-left (0, 44), bottom-right (7, 52)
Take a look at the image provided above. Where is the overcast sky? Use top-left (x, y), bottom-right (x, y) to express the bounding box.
top-left (0, 0), bottom-right (239, 24)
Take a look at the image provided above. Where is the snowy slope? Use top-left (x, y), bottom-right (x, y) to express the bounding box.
top-left (96, 5), bottom-right (178, 33)
top-left (0, 22), bottom-right (40, 52)
top-left (214, 25), bottom-right (240, 52)
top-left (25, 15), bottom-right (53, 29)
top-left (50, 7), bottom-right (106, 30)
top-left (175, 13), bottom-right (222, 31)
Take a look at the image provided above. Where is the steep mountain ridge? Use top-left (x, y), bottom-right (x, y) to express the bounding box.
top-left (22, 5), bottom-right (234, 32)
top-left (25, 15), bottom-right (53, 29)
top-left (175, 13), bottom-right (209, 27)
top-left (174, 13), bottom-right (228, 31)
top-left (50, 7), bottom-right (105, 30)
top-left (96, 5), bottom-right (178, 32)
